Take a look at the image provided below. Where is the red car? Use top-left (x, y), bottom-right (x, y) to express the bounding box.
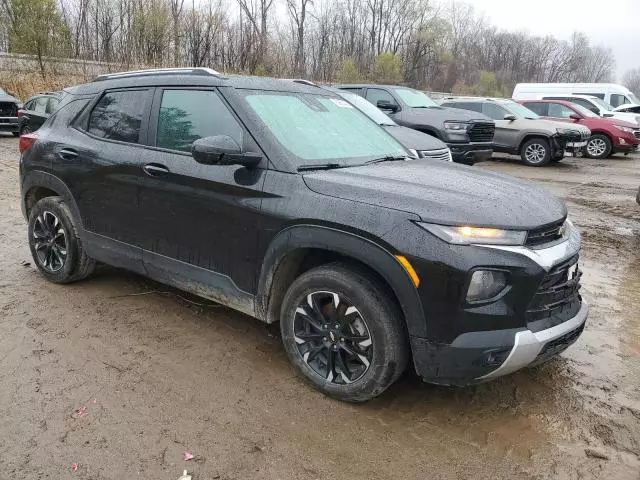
top-left (519, 99), bottom-right (640, 159)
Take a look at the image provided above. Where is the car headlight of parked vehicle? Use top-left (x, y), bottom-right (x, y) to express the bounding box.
top-left (443, 121), bottom-right (468, 131)
top-left (556, 127), bottom-right (578, 135)
top-left (416, 222), bottom-right (527, 245)
top-left (614, 125), bottom-right (635, 133)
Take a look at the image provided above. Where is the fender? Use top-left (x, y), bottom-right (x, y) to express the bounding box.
top-left (256, 224), bottom-right (427, 338)
top-left (21, 170), bottom-right (84, 232)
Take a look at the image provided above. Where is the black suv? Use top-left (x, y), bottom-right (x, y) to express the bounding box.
top-left (0, 86), bottom-right (21, 136)
top-left (19, 68), bottom-right (588, 402)
top-left (336, 84), bottom-right (495, 165)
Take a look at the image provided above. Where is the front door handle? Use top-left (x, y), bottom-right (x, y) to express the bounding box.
top-left (143, 163), bottom-right (170, 176)
top-left (58, 148), bottom-right (78, 160)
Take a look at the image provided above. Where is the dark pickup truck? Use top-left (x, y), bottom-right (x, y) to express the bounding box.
top-left (335, 84), bottom-right (495, 165)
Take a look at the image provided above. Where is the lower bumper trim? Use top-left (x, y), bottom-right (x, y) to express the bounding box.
top-left (477, 300), bottom-right (588, 380)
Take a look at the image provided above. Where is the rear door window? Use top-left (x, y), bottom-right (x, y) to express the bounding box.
top-left (87, 89), bottom-right (150, 144)
top-left (155, 89), bottom-right (243, 153)
top-left (46, 97), bottom-right (59, 114)
top-left (524, 102), bottom-right (548, 116)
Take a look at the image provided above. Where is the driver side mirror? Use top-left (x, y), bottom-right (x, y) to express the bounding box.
top-left (503, 114), bottom-right (517, 121)
top-left (191, 136), bottom-right (261, 168)
top-left (569, 113), bottom-right (581, 121)
top-left (377, 100), bottom-right (399, 113)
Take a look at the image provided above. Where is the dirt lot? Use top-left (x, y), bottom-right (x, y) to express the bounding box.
top-left (0, 134), bottom-right (638, 480)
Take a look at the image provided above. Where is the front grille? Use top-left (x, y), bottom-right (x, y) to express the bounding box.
top-left (526, 255), bottom-right (582, 331)
top-left (525, 220), bottom-right (564, 247)
top-left (468, 122), bottom-right (495, 142)
top-left (0, 102), bottom-right (17, 117)
top-left (420, 148), bottom-right (452, 162)
top-left (634, 130), bottom-right (640, 139)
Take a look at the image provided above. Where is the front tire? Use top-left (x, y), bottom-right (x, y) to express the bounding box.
top-left (28, 196), bottom-right (95, 283)
top-left (585, 134), bottom-right (613, 159)
top-left (520, 138), bottom-right (551, 166)
top-left (280, 263), bottom-right (409, 402)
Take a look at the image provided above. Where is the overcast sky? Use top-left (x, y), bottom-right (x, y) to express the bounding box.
top-left (473, 0), bottom-right (640, 81)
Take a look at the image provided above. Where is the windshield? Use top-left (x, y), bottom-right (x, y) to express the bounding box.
top-left (243, 91), bottom-right (406, 166)
top-left (501, 100), bottom-right (540, 119)
top-left (627, 92), bottom-right (640, 104)
top-left (334, 90), bottom-right (396, 126)
top-left (589, 97), bottom-right (614, 112)
top-left (571, 103), bottom-right (599, 118)
top-left (393, 88), bottom-right (438, 108)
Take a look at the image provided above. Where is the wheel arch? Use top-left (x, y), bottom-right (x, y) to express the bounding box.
top-left (518, 134), bottom-right (551, 154)
top-left (256, 224), bottom-right (427, 338)
top-left (22, 171), bottom-right (84, 231)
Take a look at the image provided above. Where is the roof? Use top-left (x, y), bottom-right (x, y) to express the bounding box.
top-left (333, 84), bottom-right (409, 89)
top-left (441, 96), bottom-right (513, 103)
top-left (67, 68), bottom-right (328, 96)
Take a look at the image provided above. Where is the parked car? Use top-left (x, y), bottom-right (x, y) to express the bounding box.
top-left (0, 86), bottom-right (21, 136)
top-left (520, 99), bottom-right (640, 159)
top-left (515, 92), bottom-right (640, 127)
top-left (440, 97), bottom-right (590, 166)
top-left (335, 84), bottom-right (495, 165)
top-left (614, 103), bottom-right (640, 114)
top-left (19, 68), bottom-right (587, 402)
top-left (513, 82), bottom-right (640, 108)
top-left (18, 91), bottom-right (63, 135)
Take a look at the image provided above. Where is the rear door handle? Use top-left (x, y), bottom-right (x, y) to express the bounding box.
top-left (58, 148), bottom-right (78, 160)
top-left (143, 163), bottom-right (170, 176)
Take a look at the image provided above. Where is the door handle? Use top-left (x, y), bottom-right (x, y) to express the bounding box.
top-left (58, 148), bottom-right (78, 160)
top-left (143, 163), bottom-right (170, 176)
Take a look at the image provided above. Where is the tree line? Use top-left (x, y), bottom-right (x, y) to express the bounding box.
top-left (0, 0), bottom-right (624, 95)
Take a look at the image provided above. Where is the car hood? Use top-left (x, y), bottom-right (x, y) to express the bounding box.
top-left (0, 93), bottom-right (20, 104)
top-left (403, 106), bottom-right (491, 123)
top-left (382, 124), bottom-right (448, 151)
top-left (613, 103), bottom-right (640, 112)
top-left (529, 118), bottom-right (591, 134)
top-left (303, 161), bottom-right (566, 229)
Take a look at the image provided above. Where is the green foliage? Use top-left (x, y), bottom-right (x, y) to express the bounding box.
top-left (452, 71), bottom-right (507, 97)
top-left (373, 52), bottom-right (403, 84)
top-left (7, 0), bottom-right (71, 58)
top-left (338, 59), bottom-right (361, 83)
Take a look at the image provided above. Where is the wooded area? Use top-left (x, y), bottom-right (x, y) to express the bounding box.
top-left (0, 0), bottom-right (620, 94)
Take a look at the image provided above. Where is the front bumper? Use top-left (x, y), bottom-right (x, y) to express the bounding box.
top-left (0, 116), bottom-right (19, 132)
top-left (447, 143), bottom-right (493, 165)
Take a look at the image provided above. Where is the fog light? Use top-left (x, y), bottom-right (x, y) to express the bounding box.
top-left (620, 138), bottom-right (627, 145)
top-left (466, 270), bottom-right (507, 302)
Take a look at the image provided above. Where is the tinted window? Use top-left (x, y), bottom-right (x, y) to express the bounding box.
top-left (156, 90), bottom-right (243, 153)
top-left (365, 88), bottom-right (397, 107)
top-left (482, 102), bottom-right (509, 120)
top-left (547, 103), bottom-right (575, 118)
top-left (524, 102), bottom-right (548, 116)
top-left (574, 92), bottom-right (605, 99)
top-left (87, 90), bottom-right (149, 143)
top-left (570, 98), bottom-right (599, 112)
top-left (610, 94), bottom-right (628, 107)
top-left (340, 87), bottom-right (364, 97)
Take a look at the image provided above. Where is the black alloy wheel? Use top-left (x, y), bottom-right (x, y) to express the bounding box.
top-left (32, 210), bottom-right (68, 273)
top-left (293, 291), bottom-right (373, 385)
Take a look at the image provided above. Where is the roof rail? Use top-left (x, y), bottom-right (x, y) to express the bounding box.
top-left (289, 79), bottom-right (318, 87)
top-left (93, 67), bottom-right (223, 82)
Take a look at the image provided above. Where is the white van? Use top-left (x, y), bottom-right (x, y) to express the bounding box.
top-left (512, 83), bottom-right (640, 108)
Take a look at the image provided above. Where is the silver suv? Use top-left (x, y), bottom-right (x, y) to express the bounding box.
top-left (440, 97), bottom-right (591, 166)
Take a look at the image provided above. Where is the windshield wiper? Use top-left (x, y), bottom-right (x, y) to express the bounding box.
top-left (297, 163), bottom-right (343, 172)
top-left (362, 155), bottom-right (407, 165)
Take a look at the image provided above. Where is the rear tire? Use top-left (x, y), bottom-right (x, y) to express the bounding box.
top-left (280, 263), bottom-right (409, 402)
top-left (585, 134), bottom-right (613, 159)
top-left (520, 138), bottom-right (551, 166)
top-left (28, 196), bottom-right (95, 284)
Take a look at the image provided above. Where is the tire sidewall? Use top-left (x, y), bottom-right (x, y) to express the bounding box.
top-left (280, 266), bottom-right (406, 402)
top-left (28, 197), bottom-right (81, 283)
top-left (585, 134), bottom-right (612, 159)
top-left (521, 138), bottom-right (551, 166)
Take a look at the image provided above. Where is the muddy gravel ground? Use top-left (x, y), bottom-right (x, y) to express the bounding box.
top-left (0, 134), bottom-right (638, 480)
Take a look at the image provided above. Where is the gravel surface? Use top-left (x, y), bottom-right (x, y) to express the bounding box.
top-left (0, 135), bottom-right (638, 479)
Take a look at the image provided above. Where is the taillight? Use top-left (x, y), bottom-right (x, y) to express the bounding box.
top-left (17, 109), bottom-right (25, 118)
top-left (19, 133), bottom-right (38, 154)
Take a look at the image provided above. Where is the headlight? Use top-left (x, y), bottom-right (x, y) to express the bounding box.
top-left (556, 127), bottom-right (578, 135)
top-left (467, 270), bottom-right (508, 302)
top-left (614, 125), bottom-right (635, 133)
top-left (407, 148), bottom-right (419, 159)
top-left (443, 121), bottom-right (467, 131)
top-left (416, 222), bottom-right (527, 245)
